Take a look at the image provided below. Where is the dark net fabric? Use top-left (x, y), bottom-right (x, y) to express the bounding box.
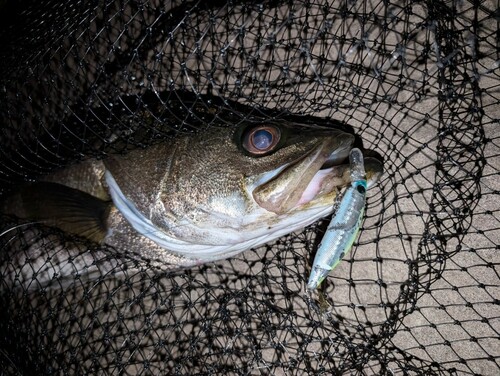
top-left (0, 0), bottom-right (498, 374)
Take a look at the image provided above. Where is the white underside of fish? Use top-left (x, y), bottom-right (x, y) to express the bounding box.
top-left (106, 170), bottom-right (336, 263)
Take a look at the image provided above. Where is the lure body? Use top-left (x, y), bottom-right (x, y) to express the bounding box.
top-left (307, 148), bottom-right (367, 290)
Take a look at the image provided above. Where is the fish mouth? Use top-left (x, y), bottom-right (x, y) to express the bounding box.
top-left (252, 135), bottom-right (355, 215)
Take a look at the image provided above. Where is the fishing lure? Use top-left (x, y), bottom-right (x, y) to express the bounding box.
top-left (307, 148), bottom-right (367, 290)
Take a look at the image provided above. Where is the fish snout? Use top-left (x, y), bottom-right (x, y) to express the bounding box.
top-left (252, 133), bottom-right (355, 215)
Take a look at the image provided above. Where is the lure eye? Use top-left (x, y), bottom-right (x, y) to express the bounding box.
top-left (357, 184), bottom-right (366, 194)
top-left (242, 125), bottom-right (281, 155)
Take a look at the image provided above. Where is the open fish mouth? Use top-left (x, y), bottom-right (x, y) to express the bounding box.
top-left (296, 161), bottom-right (350, 207)
top-left (297, 145), bottom-right (358, 206)
top-left (252, 135), bottom-right (356, 214)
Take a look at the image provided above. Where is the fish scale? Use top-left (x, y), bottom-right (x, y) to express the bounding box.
top-left (3, 123), bottom-right (370, 267)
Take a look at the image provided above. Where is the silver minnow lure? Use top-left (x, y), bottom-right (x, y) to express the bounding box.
top-left (307, 148), bottom-right (367, 290)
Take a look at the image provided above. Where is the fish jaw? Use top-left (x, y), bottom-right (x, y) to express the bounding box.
top-left (252, 134), bottom-right (354, 214)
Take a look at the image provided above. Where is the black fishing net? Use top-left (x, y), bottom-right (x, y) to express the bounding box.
top-left (0, 0), bottom-right (498, 374)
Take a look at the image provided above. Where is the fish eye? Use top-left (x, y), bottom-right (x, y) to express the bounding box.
top-left (242, 125), bottom-right (281, 156)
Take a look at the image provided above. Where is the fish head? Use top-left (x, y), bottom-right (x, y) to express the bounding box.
top-left (104, 121), bottom-right (357, 262)
top-left (244, 124), bottom-right (354, 215)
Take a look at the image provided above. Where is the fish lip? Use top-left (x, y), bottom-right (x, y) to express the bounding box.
top-left (298, 156), bottom-right (384, 207)
top-left (252, 134), bottom-right (355, 214)
top-left (320, 141), bottom-right (353, 169)
top-left (297, 141), bottom-right (355, 206)
top-left (295, 165), bottom-right (346, 207)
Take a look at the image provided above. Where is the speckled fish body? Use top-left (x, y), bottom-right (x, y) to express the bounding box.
top-left (3, 121), bottom-right (366, 268)
top-left (307, 148), bottom-right (368, 290)
top-left (102, 124), bottom-right (358, 266)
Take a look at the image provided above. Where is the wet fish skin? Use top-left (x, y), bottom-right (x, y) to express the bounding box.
top-left (102, 123), bottom-right (356, 263)
top-left (2, 121), bottom-right (371, 267)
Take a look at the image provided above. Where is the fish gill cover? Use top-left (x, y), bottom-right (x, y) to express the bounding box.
top-left (0, 0), bottom-right (498, 374)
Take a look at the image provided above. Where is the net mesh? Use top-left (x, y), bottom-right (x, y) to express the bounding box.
top-left (0, 0), bottom-right (498, 374)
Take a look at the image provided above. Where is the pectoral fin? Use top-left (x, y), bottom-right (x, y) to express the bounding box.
top-left (2, 182), bottom-right (112, 243)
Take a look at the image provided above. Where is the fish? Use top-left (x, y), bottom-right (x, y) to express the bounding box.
top-left (306, 148), bottom-right (377, 291)
top-left (2, 121), bottom-right (381, 269)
